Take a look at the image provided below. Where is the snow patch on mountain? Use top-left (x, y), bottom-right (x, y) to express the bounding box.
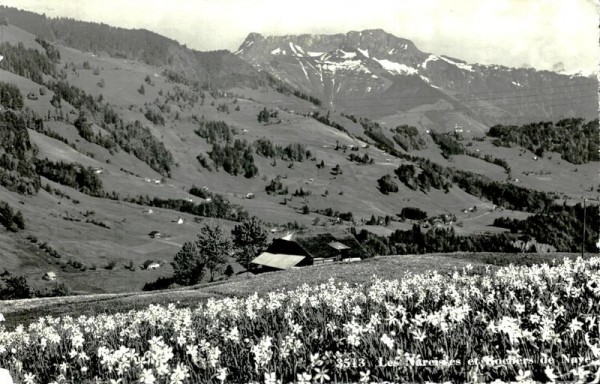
top-left (374, 58), bottom-right (418, 75)
top-left (339, 50), bottom-right (357, 59)
top-left (512, 81), bottom-right (523, 87)
top-left (289, 42), bottom-right (306, 56)
top-left (439, 56), bottom-right (474, 72)
top-left (357, 48), bottom-right (369, 58)
top-left (234, 40), bottom-right (254, 55)
top-left (307, 51), bottom-right (324, 57)
top-left (297, 58), bottom-right (310, 81)
top-left (320, 60), bottom-right (371, 74)
top-left (271, 48), bottom-right (283, 55)
top-left (421, 55), bottom-right (439, 69)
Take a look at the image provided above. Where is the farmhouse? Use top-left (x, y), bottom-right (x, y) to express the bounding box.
top-left (251, 233), bottom-right (364, 272)
top-left (148, 230), bottom-right (162, 239)
top-left (43, 271), bottom-right (56, 281)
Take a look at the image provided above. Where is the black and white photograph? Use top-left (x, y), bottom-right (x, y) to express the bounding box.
top-left (0, 0), bottom-right (598, 382)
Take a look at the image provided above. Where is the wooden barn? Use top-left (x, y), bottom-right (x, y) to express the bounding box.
top-left (251, 233), bottom-right (364, 272)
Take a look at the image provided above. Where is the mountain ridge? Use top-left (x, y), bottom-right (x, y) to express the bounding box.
top-left (236, 29), bottom-right (597, 130)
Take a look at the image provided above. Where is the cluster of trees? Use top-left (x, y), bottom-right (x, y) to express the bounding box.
top-left (360, 118), bottom-right (396, 150)
top-left (263, 72), bottom-right (321, 107)
top-left (488, 118), bottom-right (599, 164)
top-left (144, 108), bottom-right (165, 125)
top-left (292, 187), bottom-right (311, 197)
top-left (257, 107), bottom-right (279, 124)
top-left (466, 150), bottom-right (511, 174)
top-left (73, 113), bottom-right (117, 152)
top-left (493, 202), bottom-right (599, 252)
top-left (399, 207), bottom-right (428, 221)
top-left (0, 201), bottom-right (25, 232)
top-left (394, 162), bottom-right (452, 193)
top-left (208, 140), bottom-right (258, 178)
top-left (312, 111), bottom-right (348, 133)
top-left (265, 176), bottom-right (288, 195)
top-left (354, 225), bottom-right (519, 256)
top-left (377, 174), bottom-right (399, 194)
top-left (195, 120), bottom-right (237, 145)
top-left (0, 42), bottom-right (56, 84)
top-left (35, 159), bottom-right (105, 197)
top-left (393, 125), bottom-right (426, 151)
top-left (348, 153), bottom-right (373, 164)
top-left (34, 37), bottom-right (61, 62)
top-left (313, 208), bottom-right (354, 222)
top-left (452, 170), bottom-right (553, 213)
top-left (0, 81), bottom-right (24, 110)
top-left (0, 274), bottom-right (69, 300)
top-left (365, 215), bottom-right (393, 226)
top-left (430, 131), bottom-right (464, 158)
top-left (0, 111), bottom-right (41, 195)
top-left (254, 139), bottom-right (310, 162)
top-left (113, 120), bottom-right (174, 176)
top-left (129, 191), bottom-right (249, 222)
top-left (172, 218), bottom-right (268, 285)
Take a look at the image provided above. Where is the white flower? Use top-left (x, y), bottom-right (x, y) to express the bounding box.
top-left (23, 373), bottom-right (36, 384)
top-left (216, 367), bottom-right (228, 382)
top-left (569, 318), bottom-right (584, 334)
top-left (264, 372), bottom-right (277, 384)
top-left (297, 372), bottom-right (312, 384)
top-left (314, 368), bottom-right (330, 383)
top-left (140, 369), bottom-right (156, 384)
top-left (381, 333), bottom-right (395, 349)
top-left (544, 367), bottom-right (558, 382)
top-left (515, 369), bottom-right (531, 382)
top-left (169, 363), bottom-right (190, 384)
top-left (359, 370), bottom-right (371, 383)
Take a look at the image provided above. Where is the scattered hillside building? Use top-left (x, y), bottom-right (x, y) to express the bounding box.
top-left (43, 271), bottom-right (56, 281)
top-left (251, 233), bottom-right (365, 272)
top-left (143, 209), bottom-right (154, 215)
top-left (148, 231), bottom-right (162, 239)
top-left (146, 262), bottom-right (160, 270)
top-left (176, 217), bottom-right (184, 225)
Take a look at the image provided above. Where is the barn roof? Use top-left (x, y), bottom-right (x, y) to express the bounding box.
top-left (328, 241), bottom-right (350, 250)
top-left (252, 252), bottom-right (306, 270)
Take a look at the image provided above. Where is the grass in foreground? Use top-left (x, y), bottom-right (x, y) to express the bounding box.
top-left (1, 255), bottom-right (599, 383)
top-left (0, 252), bottom-right (586, 329)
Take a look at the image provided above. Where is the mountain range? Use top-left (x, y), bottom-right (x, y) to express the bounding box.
top-left (236, 29), bottom-right (597, 131)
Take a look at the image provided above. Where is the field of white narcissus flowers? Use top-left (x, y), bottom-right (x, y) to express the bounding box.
top-left (1, 257), bottom-right (599, 384)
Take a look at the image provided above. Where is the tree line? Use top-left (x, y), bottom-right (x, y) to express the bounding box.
top-left (0, 200), bottom-right (25, 232)
top-left (488, 118), bottom-right (599, 164)
top-left (0, 110), bottom-right (41, 195)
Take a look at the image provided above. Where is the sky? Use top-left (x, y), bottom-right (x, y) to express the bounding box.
top-left (2, 0), bottom-right (599, 73)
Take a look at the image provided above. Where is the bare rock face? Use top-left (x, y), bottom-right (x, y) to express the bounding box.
top-left (237, 29), bottom-right (598, 129)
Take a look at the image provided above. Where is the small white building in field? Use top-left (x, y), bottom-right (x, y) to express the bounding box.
top-left (44, 271), bottom-right (56, 281)
top-left (146, 263), bottom-right (160, 270)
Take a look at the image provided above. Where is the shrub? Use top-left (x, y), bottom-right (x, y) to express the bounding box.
top-left (377, 174), bottom-right (399, 194)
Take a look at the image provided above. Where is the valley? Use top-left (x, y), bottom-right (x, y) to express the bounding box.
top-left (0, 6), bottom-right (597, 300)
